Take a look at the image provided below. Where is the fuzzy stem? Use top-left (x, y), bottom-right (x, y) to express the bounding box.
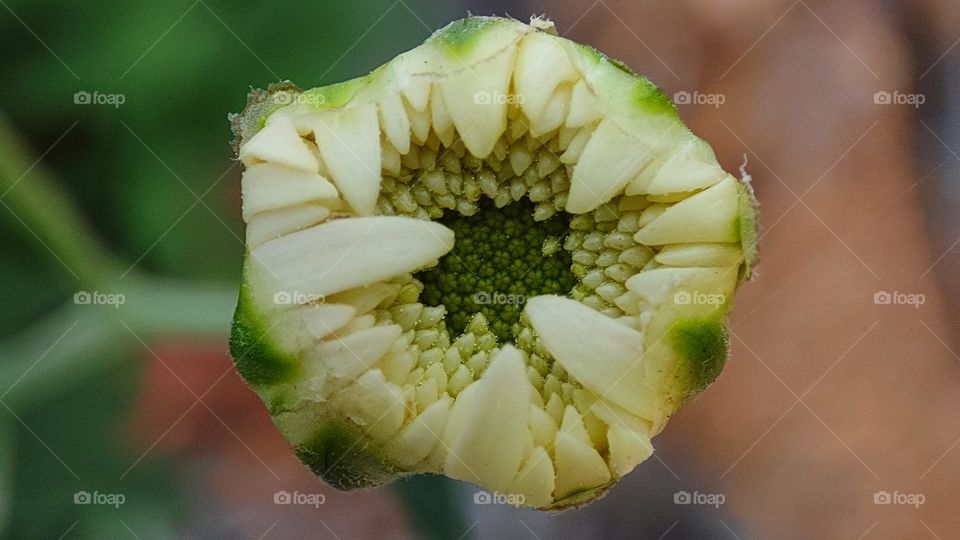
top-left (0, 113), bottom-right (124, 289)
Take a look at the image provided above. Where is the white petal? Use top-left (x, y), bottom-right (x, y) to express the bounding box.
top-left (525, 295), bottom-right (657, 419)
top-left (634, 176), bottom-right (740, 245)
top-left (317, 324), bottom-right (402, 381)
top-left (606, 425), bottom-right (653, 477)
top-left (514, 32), bottom-right (579, 126)
top-left (528, 84), bottom-right (572, 137)
top-left (401, 75), bottom-right (432, 112)
top-left (565, 79), bottom-right (602, 128)
top-left (440, 47), bottom-right (516, 158)
top-left (246, 203), bottom-right (331, 248)
top-left (378, 93), bottom-right (411, 154)
top-left (554, 405), bottom-right (611, 499)
top-left (638, 139), bottom-right (725, 195)
top-left (270, 303), bottom-right (356, 353)
top-left (405, 99), bottom-right (431, 145)
top-left (303, 103), bottom-right (382, 216)
top-left (381, 138), bottom-right (402, 176)
top-left (430, 83), bottom-right (454, 139)
top-left (392, 395), bottom-right (451, 467)
top-left (509, 446), bottom-right (555, 508)
top-left (654, 243), bottom-right (744, 267)
top-left (241, 163), bottom-right (338, 221)
top-left (559, 124), bottom-right (594, 164)
top-left (644, 158), bottom-right (724, 195)
top-left (337, 369), bottom-right (405, 441)
top-left (443, 345), bottom-right (531, 492)
top-left (528, 404), bottom-right (558, 450)
top-left (567, 119), bottom-right (653, 214)
top-left (251, 216), bottom-right (454, 303)
top-left (326, 283), bottom-right (398, 315)
top-left (239, 116), bottom-right (319, 172)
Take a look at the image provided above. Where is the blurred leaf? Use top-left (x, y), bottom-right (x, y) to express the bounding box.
top-left (0, 413), bottom-right (13, 537)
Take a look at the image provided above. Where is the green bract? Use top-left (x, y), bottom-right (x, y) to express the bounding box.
top-left (229, 15), bottom-right (758, 509)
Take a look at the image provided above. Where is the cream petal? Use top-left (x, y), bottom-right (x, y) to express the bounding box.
top-left (528, 84), bottom-right (572, 137)
top-left (443, 345), bottom-right (531, 492)
top-left (318, 324), bottom-right (402, 381)
top-left (430, 83), bottom-right (454, 140)
top-left (270, 303), bottom-right (356, 353)
top-left (239, 116), bottom-right (319, 172)
top-left (401, 73), bottom-right (432, 112)
top-left (326, 283), bottom-right (399, 315)
top-left (241, 163), bottom-right (338, 222)
top-left (379, 93), bottom-right (411, 155)
top-left (654, 243), bottom-right (744, 267)
top-left (509, 446), bottom-right (555, 508)
top-left (251, 216), bottom-right (454, 304)
top-left (337, 369), bottom-right (405, 441)
top-left (525, 295), bottom-right (656, 419)
top-left (303, 103), bottom-right (382, 216)
top-left (553, 405), bottom-right (611, 499)
top-left (606, 425), bottom-right (653, 477)
top-left (634, 176), bottom-right (740, 245)
top-left (567, 119), bottom-right (653, 214)
top-left (514, 32), bottom-right (579, 126)
top-left (565, 79), bottom-right (602, 128)
top-left (439, 47), bottom-right (516, 158)
top-left (392, 395), bottom-right (451, 467)
top-left (246, 203), bottom-right (331, 248)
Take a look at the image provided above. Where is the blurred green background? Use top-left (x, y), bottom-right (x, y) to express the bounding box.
top-left (0, 1), bottom-right (472, 537)
top-left (3, 0), bottom-right (959, 539)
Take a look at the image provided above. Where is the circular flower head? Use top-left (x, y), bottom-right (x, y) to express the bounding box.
top-left (230, 16), bottom-right (758, 509)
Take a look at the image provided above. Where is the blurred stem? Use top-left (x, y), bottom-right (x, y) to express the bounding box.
top-left (0, 112), bottom-right (238, 410)
top-left (0, 278), bottom-right (237, 410)
top-left (0, 112), bottom-right (125, 289)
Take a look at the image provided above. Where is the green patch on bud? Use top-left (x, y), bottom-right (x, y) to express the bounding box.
top-left (428, 16), bottom-right (507, 55)
top-left (669, 318), bottom-right (728, 397)
top-left (416, 199), bottom-right (576, 341)
top-left (229, 281), bottom-right (301, 386)
top-left (298, 75), bottom-right (372, 110)
top-left (295, 418), bottom-right (400, 490)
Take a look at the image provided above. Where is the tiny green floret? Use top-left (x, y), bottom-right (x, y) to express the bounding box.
top-left (417, 200), bottom-right (576, 341)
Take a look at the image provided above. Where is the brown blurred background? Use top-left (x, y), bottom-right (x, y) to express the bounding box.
top-left (0, 0), bottom-right (957, 538)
